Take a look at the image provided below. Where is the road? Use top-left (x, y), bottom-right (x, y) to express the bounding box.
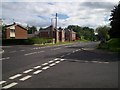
top-left (0, 42), bottom-right (119, 88)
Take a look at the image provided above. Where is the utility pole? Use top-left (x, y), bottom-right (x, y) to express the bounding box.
top-left (55, 13), bottom-right (59, 43)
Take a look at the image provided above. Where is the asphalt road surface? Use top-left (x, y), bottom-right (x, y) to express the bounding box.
top-left (0, 42), bottom-right (119, 88)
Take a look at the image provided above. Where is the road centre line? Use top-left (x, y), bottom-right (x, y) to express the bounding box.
top-left (9, 74), bottom-right (22, 80)
top-left (33, 70), bottom-right (42, 74)
top-left (0, 81), bottom-right (6, 85)
top-left (2, 82), bottom-right (18, 89)
top-left (23, 69), bottom-right (33, 73)
top-left (0, 57), bottom-right (10, 61)
top-left (19, 75), bottom-right (32, 81)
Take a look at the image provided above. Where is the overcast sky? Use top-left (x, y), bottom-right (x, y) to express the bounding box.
top-left (1, 0), bottom-right (119, 29)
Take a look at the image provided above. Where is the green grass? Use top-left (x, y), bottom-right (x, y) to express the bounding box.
top-left (98, 38), bottom-right (120, 52)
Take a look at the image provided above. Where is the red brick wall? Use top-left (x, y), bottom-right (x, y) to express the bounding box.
top-left (15, 25), bottom-right (27, 39)
top-left (39, 32), bottom-right (49, 37)
top-left (5, 25), bottom-right (27, 39)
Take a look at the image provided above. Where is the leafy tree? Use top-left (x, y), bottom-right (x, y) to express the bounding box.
top-left (109, 2), bottom-right (120, 38)
top-left (96, 26), bottom-right (110, 43)
top-left (66, 25), bottom-right (95, 41)
top-left (28, 26), bottom-right (37, 34)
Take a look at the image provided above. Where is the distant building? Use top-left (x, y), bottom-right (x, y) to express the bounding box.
top-left (38, 25), bottom-right (76, 42)
top-left (5, 22), bottom-right (28, 39)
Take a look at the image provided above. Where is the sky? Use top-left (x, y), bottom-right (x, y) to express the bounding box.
top-left (0, 0), bottom-right (119, 29)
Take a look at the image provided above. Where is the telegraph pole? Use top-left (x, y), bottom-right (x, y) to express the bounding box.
top-left (55, 13), bottom-right (59, 43)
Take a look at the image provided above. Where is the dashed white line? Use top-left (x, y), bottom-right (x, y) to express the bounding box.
top-left (55, 61), bottom-right (60, 64)
top-left (42, 66), bottom-right (50, 70)
top-left (33, 70), bottom-right (42, 74)
top-left (0, 81), bottom-right (6, 85)
top-left (54, 58), bottom-right (59, 61)
top-left (19, 75), bottom-right (32, 81)
top-left (9, 74), bottom-right (22, 80)
top-left (49, 63), bottom-right (56, 67)
top-left (60, 55), bottom-right (64, 58)
top-left (2, 82), bottom-right (18, 89)
top-left (0, 57), bottom-right (10, 61)
top-left (60, 59), bottom-right (65, 61)
top-left (23, 69), bottom-right (33, 73)
top-left (91, 61), bottom-right (99, 63)
top-left (48, 60), bottom-right (54, 63)
top-left (42, 63), bottom-right (48, 66)
top-left (34, 66), bottom-right (41, 69)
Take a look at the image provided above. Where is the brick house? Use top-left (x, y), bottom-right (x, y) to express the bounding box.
top-left (5, 22), bottom-right (28, 39)
top-left (38, 25), bottom-right (76, 42)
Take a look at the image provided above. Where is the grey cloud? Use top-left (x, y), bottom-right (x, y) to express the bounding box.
top-left (81, 2), bottom-right (115, 10)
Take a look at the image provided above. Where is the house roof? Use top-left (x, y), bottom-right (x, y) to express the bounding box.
top-left (5, 22), bottom-right (27, 31)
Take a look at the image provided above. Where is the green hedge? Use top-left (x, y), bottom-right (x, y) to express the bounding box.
top-left (2, 37), bottom-right (53, 45)
top-left (28, 37), bottom-right (53, 44)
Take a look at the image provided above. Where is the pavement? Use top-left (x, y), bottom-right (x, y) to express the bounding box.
top-left (0, 42), bottom-right (119, 89)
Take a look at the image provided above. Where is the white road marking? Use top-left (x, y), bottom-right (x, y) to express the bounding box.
top-left (9, 74), bottom-right (22, 79)
top-left (51, 48), bottom-right (61, 50)
top-left (49, 63), bottom-right (56, 66)
top-left (85, 61), bottom-right (89, 63)
top-left (42, 63), bottom-right (48, 66)
top-left (42, 66), bottom-right (50, 70)
top-left (48, 60), bottom-right (54, 63)
top-left (23, 69), bottom-right (33, 73)
top-left (54, 58), bottom-right (59, 61)
top-left (33, 70), bottom-right (42, 74)
top-left (19, 75), bottom-right (32, 81)
top-left (2, 82), bottom-right (18, 89)
top-left (0, 81), bottom-right (6, 85)
top-left (55, 61), bottom-right (60, 64)
top-left (98, 62), bottom-right (103, 63)
top-left (91, 61), bottom-right (99, 63)
top-left (34, 66), bottom-right (41, 69)
top-left (61, 55), bottom-right (64, 58)
top-left (60, 59), bottom-right (65, 61)
top-left (0, 57), bottom-right (10, 61)
top-left (24, 52), bottom-right (37, 56)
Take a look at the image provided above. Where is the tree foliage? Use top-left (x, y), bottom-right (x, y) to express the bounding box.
top-left (66, 25), bottom-right (95, 41)
top-left (96, 26), bottom-right (110, 43)
top-left (109, 2), bottom-right (120, 38)
top-left (28, 26), bottom-right (37, 34)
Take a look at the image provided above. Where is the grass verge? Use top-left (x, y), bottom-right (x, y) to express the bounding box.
top-left (97, 38), bottom-right (120, 52)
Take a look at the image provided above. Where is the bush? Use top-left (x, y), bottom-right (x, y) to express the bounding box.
top-left (2, 37), bottom-right (53, 45)
top-left (28, 37), bottom-right (53, 44)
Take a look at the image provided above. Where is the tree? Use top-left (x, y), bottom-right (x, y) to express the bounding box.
top-left (28, 26), bottom-right (37, 34)
top-left (109, 2), bottom-right (120, 38)
top-left (96, 26), bottom-right (110, 43)
top-left (66, 25), bottom-right (95, 41)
